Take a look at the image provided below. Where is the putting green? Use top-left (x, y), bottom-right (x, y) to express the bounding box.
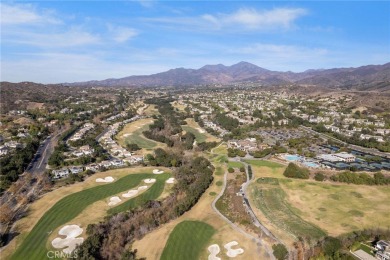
top-left (11, 172), bottom-right (170, 260)
top-left (160, 221), bottom-right (215, 260)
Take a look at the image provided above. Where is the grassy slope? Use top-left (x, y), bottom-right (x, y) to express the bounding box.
top-left (108, 173), bottom-right (169, 214)
top-left (181, 125), bottom-right (207, 143)
top-left (160, 221), bottom-right (215, 260)
top-left (228, 161), bottom-right (244, 168)
top-left (11, 172), bottom-right (167, 260)
top-left (251, 177), bottom-right (326, 240)
top-left (123, 124), bottom-right (157, 149)
top-left (280, 179), bottom-right (390, 235)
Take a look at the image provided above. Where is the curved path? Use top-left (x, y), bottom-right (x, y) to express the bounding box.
top-left (210, 144), bottom-right (276, 259)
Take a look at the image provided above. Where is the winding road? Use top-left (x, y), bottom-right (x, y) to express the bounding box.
top-left (210, 143), bottom-right (276, 259)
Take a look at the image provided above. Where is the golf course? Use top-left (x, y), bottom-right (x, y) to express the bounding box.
top-left (160, 221), bottom-right (216, 260)
top-left (10, 170), bottom-right (170, 260)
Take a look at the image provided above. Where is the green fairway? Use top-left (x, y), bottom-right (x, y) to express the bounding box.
top-left (160, 221), bottom-right (215, 260)
top-left (251, 177), bottom-right (326, 240)
top-left (108, 173), bottom-right (169, 214)
top-left (228, 161), bottom-right (244, 168)
top-left (124, 124), bottom-right (158, 149)
top-left (244, 160), bottom-right (283, 168)
top-left (11, 172), bottom-right (169, 260)
top-left (181, 125), bottom-right (207, 143)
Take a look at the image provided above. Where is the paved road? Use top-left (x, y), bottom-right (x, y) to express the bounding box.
top-left (210, 143), bottom-right (276, 259)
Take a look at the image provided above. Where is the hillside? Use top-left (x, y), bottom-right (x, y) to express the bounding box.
top-left (68, 61), bottom-right (390, 89)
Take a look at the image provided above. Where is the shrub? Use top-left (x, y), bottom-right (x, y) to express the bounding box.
top-left (239, 167), bottom-right (245, 172)
top-left (283, 163), bottom-right (309, 179)
top-left (314, 172), bottom-right (326, 181)
top-left (228, 167), bottom-right (234, 173)
top-left (272, 244), bottom-right (288, 260)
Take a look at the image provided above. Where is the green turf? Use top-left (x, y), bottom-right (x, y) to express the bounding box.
top-left (108, 173), bottom-right (169, 214)
top-left (124, 124), bottom-right (158, 149)
top-left (244, 160), bottom-right (283, 168)
top-left (181, 125), bottom-right (207, 143)
top-left (251, 177), bottom-right (326, 240)
top-left (160, 221), bottom-right (215, 260)
top-left (356, 243), bottom-right (374, 255)
top-left (228, 161), bottom-right (244, 168)
top-left (11, 172), bottom-right (169, 260)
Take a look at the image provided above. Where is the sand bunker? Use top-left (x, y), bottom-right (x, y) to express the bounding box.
top-left (96, 176), bottom-right (114, 183)
top-left (52, 225), bottom-right (84, 254)
top-left (153, 169), bottom-right (164, 174)
top-left (166, 177), bottom-right (175, 184)
top-left (138, 185), bottom-right (148, 191)
top-left (224, 241), bottom-right (244, 257)
top-left (144, 178), bottom-right (156, 184)
top-left (123, 133), bottom-right (132, 137)
top-left (108, 196), bottom-right (122, 206)
top-left (208, 244), bottom-right (221, 260)
top-left (197, 127), bottom-right (206, 133)
top-left (122, 189), bottom-right (139, 198)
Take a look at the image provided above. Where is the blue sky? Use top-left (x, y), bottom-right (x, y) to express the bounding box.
top-left (1, 1), bottom-right (389, 83)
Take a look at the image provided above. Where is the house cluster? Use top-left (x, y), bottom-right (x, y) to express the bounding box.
top-left (68, 123), bottom-right (95, 142)
top-left (0, 141), bottom-right (23, 156)
top-left (376, 240), bottom-right (390, 260)
top-left (52, 166), bottom-right (84, 179)
top-left (71, 145), bottom-right (95, 157)
top-left (228, 138), bottom-right (259, 152)
top-left (98, 115), bottom-right (144, 164)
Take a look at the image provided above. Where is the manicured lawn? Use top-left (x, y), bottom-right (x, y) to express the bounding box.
top-left (251, 177), bottom-right (326, 240)
top-left (108, 173), bottom-right (169, 214)
top-left (11, 172), bottom-right (169, 260)
top-left (244, 160), bottom-right (283, 168)
top-left (228, 161), bottom-right (244, 168)
top-left (123, 124), bottom-right (158, 149)
top-left (181, 125), bottom-right (207, 143)
top-left (160, 221), bottom-right (215, 260)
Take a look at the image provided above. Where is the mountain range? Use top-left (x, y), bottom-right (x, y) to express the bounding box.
top-left (71, 61), bottom-right (390, 90)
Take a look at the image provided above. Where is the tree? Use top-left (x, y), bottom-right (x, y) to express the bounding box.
top-left (323, 236), bottom-right (342, 257)
top-left (239, 167), bottom-right (245, 172)
top-left (228, 167), bottom-right (234, 173)
top-left (314, 172), bottom-right (326, 181)
top-left (283, 163), bottom-right (309, 179)
top-left (126, 143), bottom-right (141, 151)
top-left (272, 244), bottom-right (288, 260)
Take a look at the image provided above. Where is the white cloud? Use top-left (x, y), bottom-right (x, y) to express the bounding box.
top-left (108, 26), bottom-right (138, 43)
top-left (7, 28), bottom-right (100, 48)
top-left (223, 8), bottom-right (308, 29)
top-left (0, 3), bottom-right (60, 25)
top-left (144, 7), bottom-right (307, 31)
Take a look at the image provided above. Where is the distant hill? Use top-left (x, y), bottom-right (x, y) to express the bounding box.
top-left (68, 61), bottom-right (390, 90)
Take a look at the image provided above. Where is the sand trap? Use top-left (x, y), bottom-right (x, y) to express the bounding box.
top-left (122, 189), bottom-right (139, 198)
top-left (52, 225), bottom-right (84, 254)
top-left (224, 241), bottom-right (244, 257)
top-left (108, 196), bottom-right (122, 206)
top-left (138, 186), bottom-right (148, 191)
top-left (197, 127), bottom-right (206, 133)
top-left (153, 169), bottom-right (164, 174)
top-left (123, 133), bottom-right (132, 137)
top-left (144, 178), bottom-right (156, 184)
top-left (208, 244), bottom-right (221, 260)
top-left (96, 176), bottom-right (114, 183)
top-left (166, 177), bottom-right (175, 184)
